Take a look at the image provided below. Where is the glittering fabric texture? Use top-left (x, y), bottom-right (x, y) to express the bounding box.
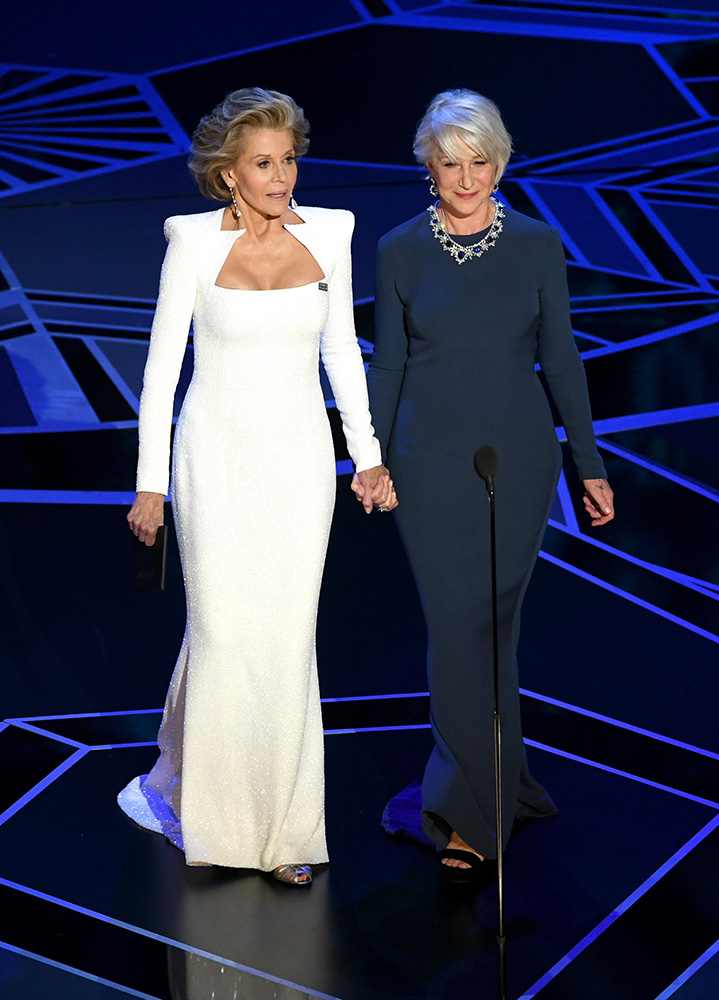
top-left (118, 207), bottom-right (381, 869)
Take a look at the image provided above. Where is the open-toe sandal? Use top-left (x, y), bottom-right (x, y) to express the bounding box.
top-left (439, 848), bottom-right (486, 884)
top-left (272, 864), bottom-right (312, 886)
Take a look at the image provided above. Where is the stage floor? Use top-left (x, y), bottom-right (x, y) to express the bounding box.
top-left (1, 1), bottom-right (718, 997)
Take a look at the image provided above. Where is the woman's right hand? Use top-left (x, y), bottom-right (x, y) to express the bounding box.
top-left (351, 466), bottom-right (398, 514)
top-left (127, 491), bottom-right (165, 546)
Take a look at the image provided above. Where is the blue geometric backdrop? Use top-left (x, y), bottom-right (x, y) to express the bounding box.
top-left (1, 3), bottom-right (718, 999)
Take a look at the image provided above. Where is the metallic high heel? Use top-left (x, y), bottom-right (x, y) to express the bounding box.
top-left (272, 864), bottom-right (312, 886)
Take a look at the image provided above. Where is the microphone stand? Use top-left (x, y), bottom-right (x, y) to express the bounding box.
top-left (474, 446), bottom-right (506, 1000)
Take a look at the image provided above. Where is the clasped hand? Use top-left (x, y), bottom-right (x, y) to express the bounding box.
top-left (351, 465), bottom-right (399, 514)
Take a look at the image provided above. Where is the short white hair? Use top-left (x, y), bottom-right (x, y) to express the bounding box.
top-left (413, 89), bottom-right (513, 183)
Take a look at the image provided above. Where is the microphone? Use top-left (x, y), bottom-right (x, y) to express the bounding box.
top-left (474, 445), bottom-right (499, 493)
top-left (473, 441), bottom-right (506, 962)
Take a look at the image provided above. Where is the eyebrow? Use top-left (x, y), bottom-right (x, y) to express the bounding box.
top-left (252, 149), bottom-right (295, 158)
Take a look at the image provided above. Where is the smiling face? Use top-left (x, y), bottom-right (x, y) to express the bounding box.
top-left (428, 136), bottom-right (496, 230)
top-left (222, 128), bottom-right (298, 219)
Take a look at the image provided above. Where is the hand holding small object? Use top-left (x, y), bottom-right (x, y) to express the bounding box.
top-left (127, 491), bottom-right (165, 546)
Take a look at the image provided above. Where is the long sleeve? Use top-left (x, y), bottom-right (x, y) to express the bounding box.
top-left (319, 213), bottom-right (382, 473)
top-left (537, 227), bottom-right (607, 481)
top-left (136, 219), bottom-right (196, 495)
top-left (366, 234), bottom-right (409, 461)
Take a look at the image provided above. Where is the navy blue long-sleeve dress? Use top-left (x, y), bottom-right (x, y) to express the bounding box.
top-left (367, 205), bottom-right (606, 860)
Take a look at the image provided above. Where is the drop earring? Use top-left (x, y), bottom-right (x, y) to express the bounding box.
top-left (290, 195), bottom-right (298, 209)
top-left (429, 177), bottom-right (438, 198)
top-left (226, 179), bottom-right (241, 220)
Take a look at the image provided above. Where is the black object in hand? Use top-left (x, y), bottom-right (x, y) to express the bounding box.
top-left (132, 524), bottom-right (168, 591)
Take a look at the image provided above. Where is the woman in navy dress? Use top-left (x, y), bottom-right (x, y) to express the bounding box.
top-left (363, 90), bottom-right (615, 881)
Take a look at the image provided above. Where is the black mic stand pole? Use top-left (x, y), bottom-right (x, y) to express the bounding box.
top-left (474, 446), bottom-right (506, 1000)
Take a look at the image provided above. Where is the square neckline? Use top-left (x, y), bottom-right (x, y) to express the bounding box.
top-left (213, 207), bottom-right (325, 292)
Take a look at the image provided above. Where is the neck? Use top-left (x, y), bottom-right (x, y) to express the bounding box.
top-left (224, 202), bottom-right (292, 240)
top-left (241, 207), bottom-right (288, 241)
top-left (440, 197), bottom-right (495, 236)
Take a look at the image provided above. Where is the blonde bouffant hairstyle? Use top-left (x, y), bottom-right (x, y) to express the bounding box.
top-left (413, 89), bottom-right (512, 184)
top-left (188, 87), bottom-right (310, 202)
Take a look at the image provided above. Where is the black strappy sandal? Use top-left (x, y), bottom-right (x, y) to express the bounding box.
top-left (439, 848), bottom-right (486, 884)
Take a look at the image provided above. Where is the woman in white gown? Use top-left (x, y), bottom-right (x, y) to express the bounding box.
top-left (119, 88), bottom-right (397, 883)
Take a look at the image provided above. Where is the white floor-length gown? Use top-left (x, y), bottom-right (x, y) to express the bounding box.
top-left (118, 206), bottom-right (381, 869)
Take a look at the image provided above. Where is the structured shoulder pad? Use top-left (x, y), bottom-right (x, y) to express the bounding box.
top-left (324, 206), bottom-right (355, 238)
top-left (163, 216), bottom-right (183, 242)
top-left (163, 210), bottom-right (219, 242)
top-left (297, 205), bottom-right (355, 239)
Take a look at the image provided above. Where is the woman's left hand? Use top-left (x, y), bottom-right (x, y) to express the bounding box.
top-left (351, 465), bottom-right (399, 514)
top-left (582, 478), bottom-right (614, 526)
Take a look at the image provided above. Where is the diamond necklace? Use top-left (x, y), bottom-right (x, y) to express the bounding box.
top-left (427, 197), bottom-right (505, 265)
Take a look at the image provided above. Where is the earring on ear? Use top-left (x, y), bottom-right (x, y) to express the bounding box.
top-left (493, 183), bottom-right (499, 192)
top-left (429, 177), bottom-right (438, 198)
top-left (290, 195), bottom-right (298, 210)
top-left (226, 178), bottom-right (241, 219)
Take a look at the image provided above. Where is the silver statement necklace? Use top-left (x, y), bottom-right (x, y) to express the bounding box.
top-left (427, 196), bottom-right (505, 265)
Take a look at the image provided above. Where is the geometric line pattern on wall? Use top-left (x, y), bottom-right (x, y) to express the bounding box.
top-left (1, 5), bottom-right (718, 1000)
top-left (0, 9), bottom-right (716, 662)
top-left (0, 64), bottom-right (188, 196)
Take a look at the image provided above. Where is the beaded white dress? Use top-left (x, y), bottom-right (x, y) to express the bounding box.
top-left (117, 207), bottom-right (381, 869)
